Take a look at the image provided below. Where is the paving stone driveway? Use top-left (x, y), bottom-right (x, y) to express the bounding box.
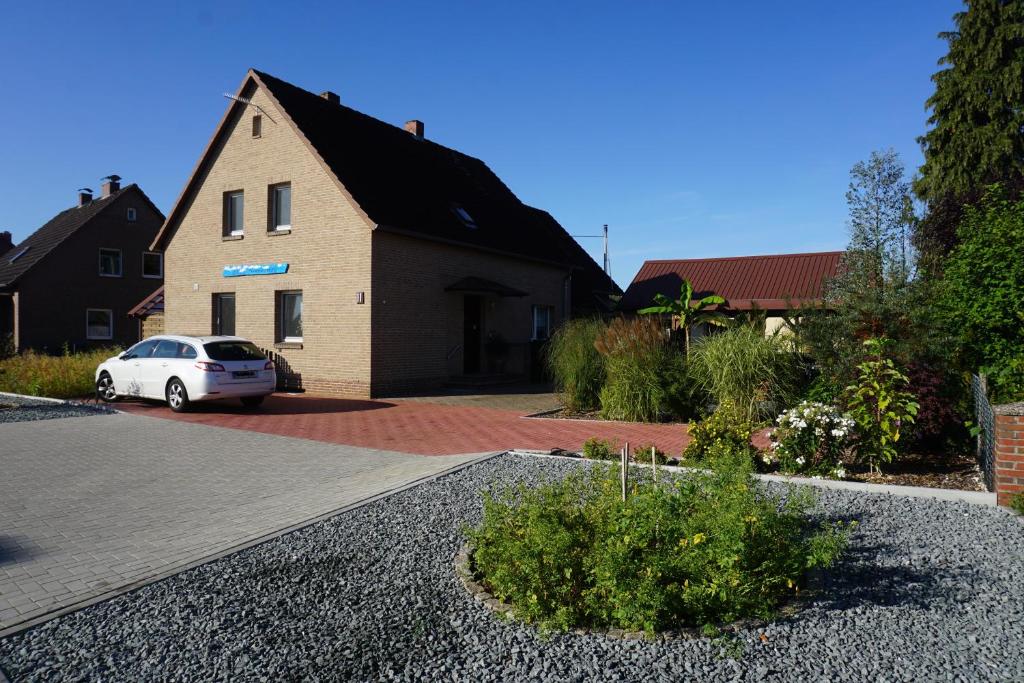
top-left (0, 412), bottom-right (488, 635)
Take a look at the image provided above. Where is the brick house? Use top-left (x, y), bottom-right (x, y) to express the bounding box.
top-left (152, 69), bottom-right (618, 397)
top-left (0, 177), bottom-right (165, 351)
top-left (618, 251), bottom-right (843, 338)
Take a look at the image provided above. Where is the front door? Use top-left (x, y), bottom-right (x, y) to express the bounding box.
top-left (463, 295), bottom-right (482, 374)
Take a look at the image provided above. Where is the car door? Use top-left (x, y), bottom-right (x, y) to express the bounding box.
top-left (145, 340), bottom-right (182, 398)
top-left (112, 339), bottom-right (158, 396)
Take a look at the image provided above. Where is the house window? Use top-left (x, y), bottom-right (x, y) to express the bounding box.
top-left (224, 191), bottom-right (244, 236)
top-left (98, 248), bottom-right (122, 277)
top-left (277, 290), bottom-right (303, 342)
top-left (252, 115), bottom-right (262, 138)
top-left (532, 305), bottom-right (553, 340)
top-left (86, 309), bottom-right (113, 340)
top-left (126, 207), bottom-right (137, 222)
top-left (269, 183), bottom-right (291, 231)
top-left (212, 293), bottom-right (236, 336)
top-left (142, 252), bottom-right (163, 279)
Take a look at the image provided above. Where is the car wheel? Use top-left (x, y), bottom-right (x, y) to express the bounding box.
top-left (166, 378), bottom-right (191, 413)
top-left (240, 396), bottom-right (265, 409)
top-left (96, 372), bottom-right (118, 402)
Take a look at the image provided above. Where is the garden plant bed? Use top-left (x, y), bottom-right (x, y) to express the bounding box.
top-left (839, 452), bottom-right (985, 492)
top-left (1, 453), bottom-right (1022, 681)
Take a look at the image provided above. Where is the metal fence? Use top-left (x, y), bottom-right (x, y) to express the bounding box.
top-left (971, 374), bottom-right (995, 492)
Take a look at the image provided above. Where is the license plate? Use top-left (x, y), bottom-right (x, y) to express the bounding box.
top-left (232, 370), bottom-right (256, 378)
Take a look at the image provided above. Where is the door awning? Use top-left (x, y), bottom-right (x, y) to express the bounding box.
top-left (444, 276), bottom-right (528, 298)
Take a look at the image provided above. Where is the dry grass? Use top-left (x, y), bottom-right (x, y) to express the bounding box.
top-left (0, 348), bottom-right (118, 399)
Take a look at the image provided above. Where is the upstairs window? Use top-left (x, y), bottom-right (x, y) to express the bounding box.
top-left (224, 191), bottom-right (244, 236)
top-left (270, 183), bottom-right (292, 231)
top-left (98, 248), bottom-right (123, 277)
top-left (452, 205), bottom-right (477, 229)
top-left (252, 115), bottom-right (262, 138)
top-left (126, 207), bottom-right (137, 222)
top-left (142, 252), bottom-right (163, 279)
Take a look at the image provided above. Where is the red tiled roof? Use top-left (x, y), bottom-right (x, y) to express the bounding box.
top-left (619, 251), bottom-right (843, 312)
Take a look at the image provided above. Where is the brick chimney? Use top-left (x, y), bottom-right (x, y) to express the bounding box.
top-left (78, 187), bottom-right (93, 207)
top-left (100, 175), bottom-right (121, 198)
top-left (320, 91), bottom-right (340, 105)
top-left (0, 231), bottom-right (13, 258)
top-left (404, 120), bottom-right (424, 138)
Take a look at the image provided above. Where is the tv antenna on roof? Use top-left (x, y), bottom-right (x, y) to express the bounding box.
top-left (572, 224), bottom-right (610, 277)
top-left (223, 93), bottom-right (269, 117)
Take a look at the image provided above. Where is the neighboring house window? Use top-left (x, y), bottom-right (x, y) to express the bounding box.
top-left (224, 191), bottom-right (244, 236)
top-left (142, 252), bottom-right (163, 279)
top-left (212, 293), bottom-right (236, 336)
top-left (86, 309), bottom-right (113, 340)
top-left (126, 207), bottom-right (137, 222)
top-left (277, 290), bottom-right (303, 342)
top-left (252, 115), bottom-right (262, 138)
top-left (532, 305), bottom-right (553, 340)
top-left (269, 183), bottom-right (291, 231)
top-left (98, 248), bottom-right (122, 277)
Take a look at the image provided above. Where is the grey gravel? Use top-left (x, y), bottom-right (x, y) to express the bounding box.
top-left (0, 395), bottom-right (115, 423)
top-left (1, 454), bottom-right (1022, 682)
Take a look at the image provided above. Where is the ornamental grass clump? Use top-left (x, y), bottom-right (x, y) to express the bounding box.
top-left (546, 319), bottom-right (605, 412)
top-left (467, 449), bottom-right (850, 634)
top-left (594, 317), bottom-right (669, 422)
top-left (0, 346), bottom-right (117, 399)
top-left (765, 401), bottom-right (855, 478)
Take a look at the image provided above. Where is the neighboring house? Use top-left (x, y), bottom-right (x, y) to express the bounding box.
top-left (151, 69), bottom-right (618, 398)
top-left (618, 251), bottom-right (843, 338)
top-left (128, 286), bottom-right (165, 339)
top-left (0, 177), bottom-right (165, 351)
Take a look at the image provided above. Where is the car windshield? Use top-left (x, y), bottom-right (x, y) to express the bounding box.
top-left (203, 341), bottom-right (267, 361)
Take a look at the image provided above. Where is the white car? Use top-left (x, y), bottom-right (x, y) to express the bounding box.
top-left (95, 335), bottom-right (277, 412)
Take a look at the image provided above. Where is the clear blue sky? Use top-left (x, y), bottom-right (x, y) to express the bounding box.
top-left (0, 1), bottom-right (961, 287)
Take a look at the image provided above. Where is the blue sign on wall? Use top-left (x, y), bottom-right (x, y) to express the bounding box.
top-left (223, 263), bottom-right (289, 277)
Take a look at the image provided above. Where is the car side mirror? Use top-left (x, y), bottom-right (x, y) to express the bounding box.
top-left (121, 353), bottom-right (134, 361)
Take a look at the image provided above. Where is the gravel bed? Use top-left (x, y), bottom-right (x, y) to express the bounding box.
top-left (1, 454), bottom-right (1022, 682)
top-left (0, 395), bottom-right (115, 424)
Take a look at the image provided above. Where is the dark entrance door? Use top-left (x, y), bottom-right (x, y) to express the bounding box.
top-left (463, 295), bottom-right (482, 374)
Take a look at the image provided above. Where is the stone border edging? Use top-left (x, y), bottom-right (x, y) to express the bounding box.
top-left (512, 450), bottom-right (997, 507)
top-left (0, 451), bottom-right (505, 640)
top-left (0, 391), bottom-right (69, 404)
top-left (455, 544), bottom-right (811, 641)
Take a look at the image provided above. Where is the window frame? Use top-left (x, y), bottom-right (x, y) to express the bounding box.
top-left (223, 190), bottom-right (245, 237)
top-left (126, 207), bottom-right (137, 222)
top-left (531, 304), bottom-right (553, 341)
top-left (142, 251), bottom-right (163, 279)
top-left (98, 248), bottom-right (123, 278)
top-left (277, 290), bottom-right (304, 343)
top-left (252, 114), bottom-right (262, 138)
top-left (269, 182), bottom-right (292, 232)
top-left (85, 308), bottom-right (114, 340)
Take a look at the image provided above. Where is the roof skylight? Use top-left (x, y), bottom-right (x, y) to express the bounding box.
top-left (453, 206), bottom-right (477, 229)
top-left (8, 246), bottom-right (30, 263)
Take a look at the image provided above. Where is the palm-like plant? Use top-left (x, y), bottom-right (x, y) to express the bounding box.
top-left (638, 279), bottom-right (729, 357)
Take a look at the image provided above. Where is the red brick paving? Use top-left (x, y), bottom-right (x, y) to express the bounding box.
top-left (115, 394), bottom-right (692, 456)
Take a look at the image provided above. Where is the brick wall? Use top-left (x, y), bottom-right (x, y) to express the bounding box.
top-left (994, 402), bottom-right (1024, 506)
top-left (140, 312), bottom-right (164, 338)
top-left (162, 82), bottom-right (374, 397)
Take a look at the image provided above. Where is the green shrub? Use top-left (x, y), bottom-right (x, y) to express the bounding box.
top-left (844, 339), bottom-right (919, 473)
top-left (765, 401), bottom-right (854, 478)
top-left (682, 400), bottom-right (755, 462)
top-left (1010, 493), bottom-right (1024, 516)
top-left (632, 443), bottom-right (668, 465)
top-left (595, 317), bottom-right (669, 422)
top-left (582, 437), bottom-right (617, 461)
top-left (0, 347), bottom-right (119, 399)
top-left (546, 319), bottom-right (606, 412)
top-left (688, 326), bottom-right (801, 423)
top-left (467, 448), bottom-right (850, 633)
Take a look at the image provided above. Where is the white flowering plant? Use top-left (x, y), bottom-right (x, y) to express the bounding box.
top-left (765, 401), bottom-right (855, 478)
